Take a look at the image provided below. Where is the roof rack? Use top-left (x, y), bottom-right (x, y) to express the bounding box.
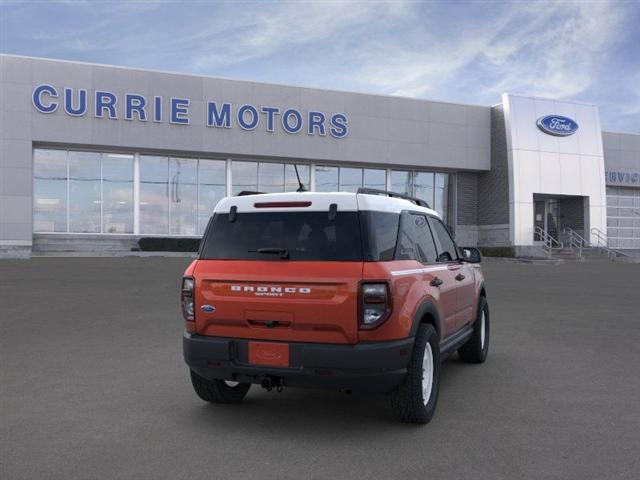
top-left (236, 190), bottom-right (266, 196)
top-left (357, 188), bottom-right (430, 209)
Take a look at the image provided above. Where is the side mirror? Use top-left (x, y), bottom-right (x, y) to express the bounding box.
top-left (460, 247), bottom-right (482, 263)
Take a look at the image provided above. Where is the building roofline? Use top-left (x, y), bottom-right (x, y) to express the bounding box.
top-left (502, 92), bottom-right (599, 108)
top-left (602, 129), bottom-right (640, 136)
top-left (0, 53), bottom-right (491, 109)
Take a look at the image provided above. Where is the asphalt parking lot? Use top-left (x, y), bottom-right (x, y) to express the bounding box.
top-left (1, 257), bottom-right (640, 480)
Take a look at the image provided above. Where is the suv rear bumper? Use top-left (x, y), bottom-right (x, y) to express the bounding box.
top-left (183, 332), bottom-right (414, 393)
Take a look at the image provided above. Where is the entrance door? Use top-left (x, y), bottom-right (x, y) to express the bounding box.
top-left (533, 198), bottom-right (559, 242)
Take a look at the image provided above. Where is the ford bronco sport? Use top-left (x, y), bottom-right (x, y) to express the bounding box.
top-left (182, 188), bottom-right (489, 424)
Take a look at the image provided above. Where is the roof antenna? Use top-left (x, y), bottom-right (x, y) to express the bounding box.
top-left (294, 164), bottom-right (307, 192)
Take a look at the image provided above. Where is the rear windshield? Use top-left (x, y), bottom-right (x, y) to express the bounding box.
top-left (200, 211), bottom-right (363, 261)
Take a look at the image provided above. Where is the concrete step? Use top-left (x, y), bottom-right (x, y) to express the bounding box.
top-left (550, 247), bottom-right (621, 262)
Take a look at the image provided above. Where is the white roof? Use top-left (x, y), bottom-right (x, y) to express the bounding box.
top-left (214, 191), bottom-right (440, 218)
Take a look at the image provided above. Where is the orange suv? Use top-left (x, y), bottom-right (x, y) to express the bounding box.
top-left (182, 189), bottom-right (489, 424)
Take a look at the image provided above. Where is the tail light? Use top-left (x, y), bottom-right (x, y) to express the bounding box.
top-left (359, 282), bottom-right (391, 329)
top-left (181, 277), bottom-right (195, 321)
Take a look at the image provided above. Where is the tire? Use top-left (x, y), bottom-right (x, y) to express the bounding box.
top-left (389, 323), bottom-right (440, 424)
top-left (458, 296), bottom-right (489, 364)
top-left (189, 369), bottom-right (251, 404)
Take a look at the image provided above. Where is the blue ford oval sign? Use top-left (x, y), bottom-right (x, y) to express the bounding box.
top-left (536, 115), bottom-right (579, 137)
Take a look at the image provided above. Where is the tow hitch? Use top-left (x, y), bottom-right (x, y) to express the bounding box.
top-left (260, 376), bottom-right (284, 392)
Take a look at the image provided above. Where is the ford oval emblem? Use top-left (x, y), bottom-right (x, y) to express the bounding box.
top-left (536, 115), bottom-right (578, 137)
top-left (200, 305), bottom-right (215, 313)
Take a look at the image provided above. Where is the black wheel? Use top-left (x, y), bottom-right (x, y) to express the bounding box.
top-left (389, 323), bottom-right (440, 424)
top-left (458, 296), bottom-right (489, 364)
top-left (189, 370), bottom-right (251, 404)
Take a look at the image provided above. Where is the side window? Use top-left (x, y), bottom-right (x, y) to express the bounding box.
top-left (396, 213), bottom-right (438, 263)
top-left (360, 211), bottom-right (400, 261)
top-left (431, 217), bottom-right (459, 262)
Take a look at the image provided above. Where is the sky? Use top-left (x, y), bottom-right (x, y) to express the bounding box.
top-left (1, 0), bottom-right (639, 132)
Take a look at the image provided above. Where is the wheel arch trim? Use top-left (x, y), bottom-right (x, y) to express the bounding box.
top-left (409, 300), bottom-right (442, 339)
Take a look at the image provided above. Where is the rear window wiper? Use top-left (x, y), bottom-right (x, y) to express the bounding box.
top-left (248, 247), bottom-right (290, 260)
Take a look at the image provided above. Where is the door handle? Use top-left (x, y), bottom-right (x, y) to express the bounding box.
top-left (430, 277), bottom-right (443, 287)
top-left (455, 273), bottom-right (465, 281)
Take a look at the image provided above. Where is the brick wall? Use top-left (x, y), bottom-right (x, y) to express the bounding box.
top-left (478, 105), bottom-right (510, 225)
top-left (456, 172), bottom-right (478, 225)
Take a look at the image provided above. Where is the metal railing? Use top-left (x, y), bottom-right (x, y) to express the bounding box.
top-left (563, 227), bottom-right (586, 259)
top-left (535, 226), bottom-right (563, 257)
top-left (590, 227), bottom-right (628, 259)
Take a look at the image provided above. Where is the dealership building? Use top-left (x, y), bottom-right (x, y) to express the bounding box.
top-left (1, 54), bottom-right (639, 258)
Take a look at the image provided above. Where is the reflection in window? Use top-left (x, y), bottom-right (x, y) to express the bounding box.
top-left (315, 166), bottom-right (338, 192)
top-left (198, 159), bottom-right (226, 234)
top-left (259, 162), bottom-right (284, 193)
top-left (102, 154), bottom-right (133, 233)
top-left (390, 170), bottom-right (411, 195)
top-left (232, 161), bottom-right (258, 194)
top-left (33, 149), bottom-right (67, 232)
top-left (170, 158), bottom-right (197, 236)
top-left (339, 168), bottom-right (362, 192)
top-left (434, 173), bottom-right (448, 219)
top-left (414, 172), bottom-right (434, 208)
top-left (363, 169), bottom-right (386, 190)
top-left (32, 150), bottom-right (453, 237)
top-left (69, 151), bottom-right (101, 233)
top-left (285, 164), bottom-right (310, 191)
top-left (140, 155), bottom-right (169, 234)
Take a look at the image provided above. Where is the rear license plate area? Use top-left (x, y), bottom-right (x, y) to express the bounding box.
top-left (248, 341), bottom-right (290, 367)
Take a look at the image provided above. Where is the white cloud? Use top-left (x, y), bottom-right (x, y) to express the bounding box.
top-left (187, 1), bottom-right (411, 72)
top-left (484, 1), bottom-right (624, 99)
top-left (347, 0), bottom-right (626, 103)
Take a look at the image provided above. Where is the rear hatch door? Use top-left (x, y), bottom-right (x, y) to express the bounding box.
top-left (194, 193), bottom-right (363, 344)
top-left (194, 260), bottom-right (362, 344)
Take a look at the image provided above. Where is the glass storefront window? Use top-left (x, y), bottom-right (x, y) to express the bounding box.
top-left (363, 169), bottom-right (386, 190)
top-left (232, 161), bottom-right (258, 194)
top-left (315, 166), bottom-right (338, 192)
top-left (434, 173), bottom-right (448, 219)
top-left (259, 162), bottom-right (285, 193)
top-left (102, 154), bottom-right (133, 234)
top-left (140, 155), bottom-right (169, 234)
top-left (33, 149), bottom-right (67, 232)
top-left (169, 157), bottom-right (197, 236)
top-left (339, 167), bottom-right (363, 192)
top-left (198, 159), bottom-right (226, 234)
top-left (33, 150), bottom-right (454, 237)
top-left (285, 164), bottom-right (310, 191)
top-left (414, 172), bottom-right (434, 208)
top-left (390, 170), bottom-right (411, 196)
top-left (68, 151), bottom-right (101, 233)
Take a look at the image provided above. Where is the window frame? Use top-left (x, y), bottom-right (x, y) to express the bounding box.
top-left (427, 215), bottom-right (461, 263)
top-left (393, 210), bottom-right (440, 265)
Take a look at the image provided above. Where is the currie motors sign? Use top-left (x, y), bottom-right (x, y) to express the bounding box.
top-left (31, 84), bottom-right (349, 139)
top-left (536, 115), bottom-right (579, 137)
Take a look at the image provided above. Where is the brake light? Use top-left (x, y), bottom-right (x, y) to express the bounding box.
top-left (359, 282), bottom-right (391, 329)
top-left (254, 201), bottom-right (312, 208)
top-left (181, 277), bottom-right (195, 321)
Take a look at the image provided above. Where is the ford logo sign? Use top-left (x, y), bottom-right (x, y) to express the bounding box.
top-left (200, 305), bottom-right (215, 313)
top-left (536, 115), bottom-right (579, 137)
